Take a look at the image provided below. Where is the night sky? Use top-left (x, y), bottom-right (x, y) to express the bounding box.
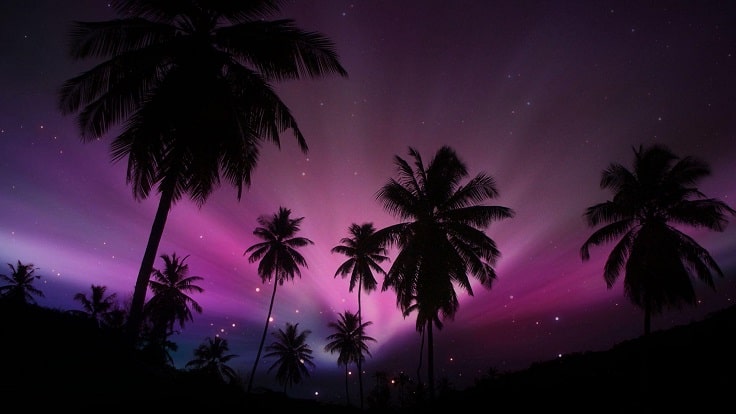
top-left (2, 0), bottom-right (735, 402)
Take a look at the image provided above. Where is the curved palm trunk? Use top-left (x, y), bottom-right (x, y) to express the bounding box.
top-left (126, 186), bottom-right (174, 342)
top-left (357, 279), bottom-right (364, 409)
top-left (427, 320), bottom-right (435, 400)
top-left (247, 279), bottom-right (279, 392)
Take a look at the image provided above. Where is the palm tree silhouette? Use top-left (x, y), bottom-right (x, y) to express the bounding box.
top-left (331, 222), bottom-right (387, 408)
top-left (72, 284), bottom-right (118, 327)
top-left (324, 310), bottom-right (376, 407)
top-left (581, 144), bottom-right (735, 336)
top-left (186, 336), bottom-right (240, 385)
top-left (263, 322), bottom-right (315, 394)
top-left (244, 207), bottom-right (313, 392)
top-left (368, 371), bottom-right (391, 410)
top-left (58, 0), bottom-right (348, 340)
top-left (143, 253), bottom-right (204, 347)
top-left (0, 260), bottom-right (44, 306)
top-left (374, 146), bottom-right (515, 399)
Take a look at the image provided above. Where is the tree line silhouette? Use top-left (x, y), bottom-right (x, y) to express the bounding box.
top-left (3, 140), bottom-right (734, 409)
top-left (2, 0), bottom-right (734, 411)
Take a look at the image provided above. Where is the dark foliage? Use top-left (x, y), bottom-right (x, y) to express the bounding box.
top-left (1, 300), bottom-right (734, 413)
top-left (0, 301), bottom-right (357, 412)
top-left (427, 306), bottom-right (736, 414)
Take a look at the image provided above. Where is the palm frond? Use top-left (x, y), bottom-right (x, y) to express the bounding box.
top-left (217, 20), bottom-right (348, 81)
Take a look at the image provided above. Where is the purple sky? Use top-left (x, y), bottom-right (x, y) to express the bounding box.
top-left (2, 0), bottom-right (735, 401)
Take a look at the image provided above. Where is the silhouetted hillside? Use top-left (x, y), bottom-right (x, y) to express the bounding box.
top-left (428, 305), bottom-right (736, 413)
top-left (0, 302), bottom-right (358, 412)
top-left (2, 301), bottom-right (735, 413)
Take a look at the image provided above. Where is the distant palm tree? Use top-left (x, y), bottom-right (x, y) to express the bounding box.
top-left (144, 253), bottom-right (204, 342)
top-left (186, 336), bottom-right (240, 385)
top-left (58, 0), bottom-right (348, 340)
top-left (72, 284), bottom-right (118, 327)
top-left (331, 222), bottom-right (387, 408)
top-left (263, 322), bottom-right (315, 394)
top-left (581, 144), bottom-right (735, 336)
top-left (324, 310), bottom-right (376, 407)
top-left (374, 146), bottom-right (515, 399)
top-left (405, 293), bottom-right (447, 391)
top-left (138, 333), bottom-right (179, 366)
top-left (244, 207), bottom-right (313, 392)
top-left (395, 371), bottom-right (413, 408)
top-left (101, 295), bottom-right (131, 330)
top-left (0, 261), bottom-right (44, 305)
top-left (367, 371), bottom-right (391, 410)
top-left (101, 305), bottom-right (129, 330)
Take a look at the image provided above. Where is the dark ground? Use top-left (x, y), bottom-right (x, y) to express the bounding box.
top-left (2, 301), bottom-right (734, 413)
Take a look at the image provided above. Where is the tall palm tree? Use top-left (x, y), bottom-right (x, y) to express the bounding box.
top-left (324, 310), bottom-right (376, 407)
top-left (186, 336), bottom-right (240, 385)
top-left (331, 222), bottom-right (387, 408)
top-left (244, 206), bottom-right (313, 392)
top-left (144, 253), bottom-right (204, 342)
top-left (58, 0), bottom-right (348, 340)
top-left (581, 144), bottom-right (735, 336)
top-left (374, 145), bottom-right (514, 399)
top-left (263, 322), bottom-right (315, 394)
top-left (0, 261), bottom-right (44, 306)
top-left (72, 284), bottom-right (118, 327)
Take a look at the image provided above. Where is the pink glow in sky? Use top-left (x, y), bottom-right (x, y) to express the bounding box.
top-left (1, 0), bottom-right (735, 401)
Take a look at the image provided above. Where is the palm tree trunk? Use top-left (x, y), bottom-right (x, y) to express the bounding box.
top-left (427, 320), bottom-right (435, 400)
top-left (357, 279), bottom-right (364, 410)
top-left (417, 327), bottom-right (424, 387)
top-left (125, 185), bottom-right (174, 343)
top-left (640, 302), bottom-right (651, 406)
top-left (344, 364), bottom-right (350, 406)
top-left (247, 279), bottom-right (278, 392)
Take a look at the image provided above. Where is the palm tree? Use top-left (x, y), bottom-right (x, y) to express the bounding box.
top-left (244, 206), bottom-right (313, 392)
top-left (0, 261), bottom-right (44, 306)
top-left (581, 144), bottom-right (735, 336)
top-left (101, 305), bottom-right (129, 330)
top-left (374, 145), bottom-right (515, 399)
top-left (72, 284), bottom-right (118, 327)
top-left (144, 253), bottom-right (204, 343)
top-left (58, 0), bottom-right (348, 340)
top-left (331, 222), bottom-right (387, 408)
top-left (186, 336), bottom-right (240, 385)
top-left (324, 310), bottom-right (376, 407)
top-left (263, 322), bottom-right (315, 394)
top-left (367, 371), bottom-right (391, 410)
